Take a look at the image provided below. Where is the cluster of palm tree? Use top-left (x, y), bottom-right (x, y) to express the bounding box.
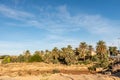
top-left (1, 40), bottom-right (120, 65)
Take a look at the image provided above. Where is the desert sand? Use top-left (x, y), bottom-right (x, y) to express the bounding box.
top-left (0, 63), bottom-right (119, 80)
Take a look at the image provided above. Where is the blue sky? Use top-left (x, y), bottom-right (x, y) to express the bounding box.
top-left (0, 0), bottom-right (120, 55)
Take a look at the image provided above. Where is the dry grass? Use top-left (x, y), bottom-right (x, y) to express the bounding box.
top-left (0, 62), bottom-right (119, 80)
top-left (0, 62), bottom-right (89, 76)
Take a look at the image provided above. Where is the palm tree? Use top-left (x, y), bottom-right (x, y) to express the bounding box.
top-left (67, 45), bottom-right (73, 54)
top-left (88, 45), bottom-right (94, 56)
top-left (96, 40), bottom-right (107, 58)
top-left (24, 50), bottom-right (31, 57)
top-left (23, 50), bottom-right (31, 62)
top-left (66, 45), bottom-right (76, 64)
top-left (58, 45), bottom-right (76, 65)
top-left (34, 51), bottom-right (44, 60)
top-left (45, 50), bottom-right (49, 54)
top-left (34, 51), bottom-right (41, 55)
top-left (51, 47), bottom-right (59, 63)
top-left (79, 42), bottom-right (88, 61)
top-left (109, 46), bottom-right (118, 56)
top-left (58, 47), bottom-right (66, 64)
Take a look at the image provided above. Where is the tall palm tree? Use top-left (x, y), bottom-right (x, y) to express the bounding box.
top-left (96, 40), bottom-right (107, 58)
top-left (59, 47), bottom-right (66, 64)
top-left (44, 50), bottom-right (52, 63)
top-left (109, 46), bottom-right (118, 56)
top-left (75, 48), bottom-right (80, 55)
top-left (23, 50), bottom-right (31, 62)
top-left (88, 45), bottom-right (94, 56)
top-left (67, 45), bottom-right (73, 54)
top-left (51, 47), bottom-right (59, 61)
top-left (45, 50), bottom-right (49, 54)
top-left (24, 50), bottom-right (31, 57)
top-left (58, 45), bottom-right (76, 65)
top-left (79, 42), bottom-right (88, 61)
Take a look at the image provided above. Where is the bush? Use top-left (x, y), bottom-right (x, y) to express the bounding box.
top-left (77, 60), bottom-right (91, 65)
top-left (88, 66), bottom-right (96, 71)
top-left (91, 55), bottom-right (100, 62)
top-left (98, 59), bottom-right (109, 68)
top-left (88, 59), bottom-right (109, 71)
top-left (52, 69), bottom-right (60, 74)
top-left (10, 56), bottom-right (18, 62)
top-left (17, 55), bottom-right (25, 62)
top-left (29, 54), bottom-right (42, 62)
top-left (0, 55), bottom-right (9, 59)
top-left (2, 56), bottom-right (11, 64)
top-left (52, 59), bottom-right (59, 64)
top-left (82, 59), bottom-right (91, 65)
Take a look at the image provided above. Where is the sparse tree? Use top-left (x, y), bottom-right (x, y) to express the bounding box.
top-left (17, 54), bottom-right (25, 62)
top-left (87, 45), bottom-right (94, 60)
top-left (109, 46), bottom-right (118, 56)
top-left (23, 50), bottom-right (31, 62)
top-left (79, 42), bottom-right (88, 61)
top-left (51, 47), bottom-right (59, 63)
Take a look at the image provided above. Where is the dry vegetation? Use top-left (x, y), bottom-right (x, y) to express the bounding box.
top-left (0, 62), bottom-right (89, 76)
top-left (0, 62), bottom-right (120, 80)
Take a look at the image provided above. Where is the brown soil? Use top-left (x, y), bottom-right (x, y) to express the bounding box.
top-left (60, 69), bottom-right (91, 75)
top-left (0, 62), bottom-right (90, 76)
top-left (0, 63), bottom-right (119, 80)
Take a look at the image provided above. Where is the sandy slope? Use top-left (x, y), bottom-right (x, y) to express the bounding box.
top-left (0, 73), bottom-right (119, 80)
top-left (0, 63), bottom-right (119, 80)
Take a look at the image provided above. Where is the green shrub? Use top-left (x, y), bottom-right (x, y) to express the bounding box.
top-left (52, 59), bottom-right (59, 64)
top-left (82, 59), bottom-right (91, 65)
top-left (52, 69), bottom-right (60, 74)
top-left (29, 54), bottom-right (42, 62)
top-left (0, 55), bottom-right (9, 59)
top-left (91, 55), bottom-right (100, 62)
top-left (88, 66), bottom-right (96, 71)
top-left (78, 60), bottom-right (91, 65)
top-left (17, 55), bottom-right (25, 62)
top-left (88, 59), bottom-right (109, 71)
top-left (10, 57), bottom-right (18, 62)
top-left (98, 59), bottom-right (109, 68)
top-left (2, 56), bottom-right (11, 64)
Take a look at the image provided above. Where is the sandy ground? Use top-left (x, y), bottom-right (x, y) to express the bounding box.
top-left (0, 63), bottom-right (119, 80)
top-left (0, 73), bottom-right (120, 80)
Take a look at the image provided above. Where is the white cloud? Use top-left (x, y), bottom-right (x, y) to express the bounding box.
top-left (0, 4), bottom-right (119, 35)
top-left (31, 5), bottom-right (119, 34)
top-left (0, 5), bottom-right (34, 21)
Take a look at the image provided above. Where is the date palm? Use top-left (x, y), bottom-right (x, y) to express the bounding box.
top-left (51, 47), bottom-right (59, 61)
top-left (96, 40), bottom-right (107, 58)
top-left (88, 45), bottom-right (94, 56)
top-left (109, 46), bottom-right (118, 56)
top-left (23, 50), bottom-right (31, 62)
top-left (79, 42), bottom-right (88, 61)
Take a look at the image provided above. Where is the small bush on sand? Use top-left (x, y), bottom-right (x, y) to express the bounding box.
top-left (88, 66), bottom-right (96, 71)
top-left (52, 69), bottom-right (60, 74)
